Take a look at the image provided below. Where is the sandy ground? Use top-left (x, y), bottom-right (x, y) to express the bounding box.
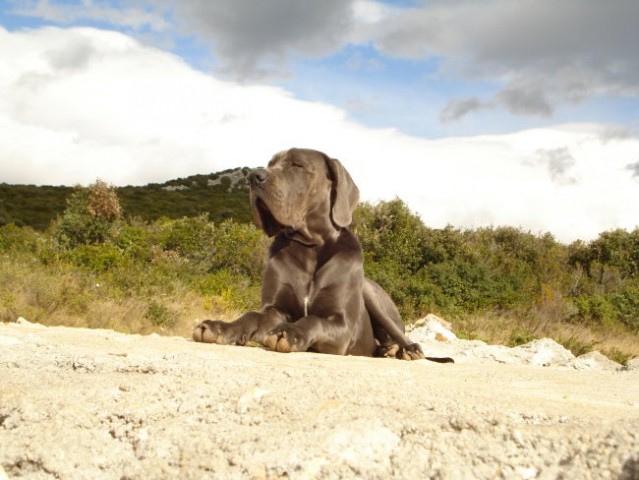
top-left (1, 318), bottom-right (639, 480)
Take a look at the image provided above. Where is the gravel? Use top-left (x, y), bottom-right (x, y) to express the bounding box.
top-left (1, 318), bottom-right (638, 479)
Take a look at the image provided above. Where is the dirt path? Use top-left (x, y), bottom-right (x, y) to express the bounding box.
top-left (1, 320), bottom-right (638, 479)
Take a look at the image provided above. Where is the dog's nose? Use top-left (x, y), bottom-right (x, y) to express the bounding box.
top-left (248, 168), bottom-right (268, 187)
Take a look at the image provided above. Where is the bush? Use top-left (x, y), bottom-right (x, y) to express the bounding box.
top-left (52, 180), bottom-right (123, 247)
top-left (158, 215), bottom-right (213, 258)
top-left (354, 200), bottom-right (545, 320)
top-left (198, 269), bottom-right (261, 312)
top-left (354, 198), bottom-right (428, 273)
top-left (0, 224), bottom-right (39, 254)
top-left (115, 224), bottom-right (154, 263)
top-left (609, 286), bottom-right (639, 331)
top-left (208, 220), bottom-right (267, 279)
top-left (68, 243), bottom-right (130, 272)
top-left (146, 300), bottom-right (177, 328)
top-left (557, 334), bottom-right (597, 357)
top-left (572, 294), bottom-right (618, 327)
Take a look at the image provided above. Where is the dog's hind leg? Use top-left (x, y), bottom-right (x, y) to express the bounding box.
top-left (364, 278), bottom-right (454, 363)
top-left (363, 278), bottom-right (421, 356)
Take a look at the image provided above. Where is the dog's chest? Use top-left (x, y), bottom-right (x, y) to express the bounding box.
top-left (293, 257), bottom-right (318, 316)
top-left (268, 234), bottom-right (353, 319)
top-left (278, 247), bottom-right (325, 316)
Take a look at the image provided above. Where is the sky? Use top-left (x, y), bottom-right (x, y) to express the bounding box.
top-left (1, 0), bottom-right (638, 243)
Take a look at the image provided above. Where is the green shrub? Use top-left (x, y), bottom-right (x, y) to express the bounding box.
top-left (68, 243), bottom-right (129, 272)
top-left (609, 286), bottom-right (639, 331)
top-left (0, 224), bottom-right (39, 253)
top-left (557, 335), bottom-right (597, 357)
top-left (198, 269), bottom-right (261, 313)
top-left (603, 347), bottom-right (633, 365)
top-left (572, 294), bottom-right (618, 326)
top-left (587, 228), bottom-right (639, 279)
top-left (158, 215), bottom-right (213, 258)
top-left (115, 224), bottom-right (154, 262)
top-left (363, 261), bottom-right (433, 320)
top-left (146, 300), bottom-right (176, 328)
top-left (507, 329), bottom-right (538, 347)
top-left (354, 200), bottom-right (552, 320)
top-left (207, 220), bottom-right (267, 279)
top-left (354, 198), bottom-right (428, 273)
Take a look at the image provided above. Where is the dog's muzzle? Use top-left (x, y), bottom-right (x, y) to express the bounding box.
top-left (248, 168), bottom-right (269, 188)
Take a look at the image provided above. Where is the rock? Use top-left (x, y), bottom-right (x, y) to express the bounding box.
top-left (324, 420), bottom-right (400, 473)
top-left (409, 314), bottom-right (457, 342)
top-left (624, 357), bottom-right (639, 371)
top-left (16, 317), bottom-right (34, 325)
top-left (572, 351), bottom-right (621, 371)
top-left (510, 338), bottom-right (575, 367)
top-left (236, 387), bottom-right (269, 414)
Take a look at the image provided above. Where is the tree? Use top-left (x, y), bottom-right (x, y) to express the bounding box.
top-left (353, 198), bottom-right (428, 273)
top-left (52, 180), bottom-right (123, 247)
top-left (588, 229), bottom-right (639, 280)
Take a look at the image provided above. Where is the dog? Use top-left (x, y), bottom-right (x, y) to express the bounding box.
top-left (193, 148), bottom-right (453, 362)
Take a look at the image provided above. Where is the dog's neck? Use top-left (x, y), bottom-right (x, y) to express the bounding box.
top-left (283, 227), bottom-right (317, 246)
top-left (283, 224), bottom-right (340, 247)
top-left (281, 194), bottom-right (341, 247)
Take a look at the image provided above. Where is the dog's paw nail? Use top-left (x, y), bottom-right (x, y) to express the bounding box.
top-left (276, 336), bottom-right (291, 353)
top-left (263, 334), bottom-right (278, 351)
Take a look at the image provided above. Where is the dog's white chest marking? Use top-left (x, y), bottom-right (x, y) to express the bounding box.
top-left (303, 296), bottom-right (310, 317)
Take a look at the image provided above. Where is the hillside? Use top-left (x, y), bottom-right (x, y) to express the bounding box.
top-left (0, 168), bottom-right (253, 230)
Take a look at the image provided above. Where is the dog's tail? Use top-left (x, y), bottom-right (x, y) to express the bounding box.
top-left (425, 356), bottom-right (455, 363)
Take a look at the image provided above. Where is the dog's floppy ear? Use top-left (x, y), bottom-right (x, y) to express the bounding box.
top-left (326, 157), bottom-right (360, 227)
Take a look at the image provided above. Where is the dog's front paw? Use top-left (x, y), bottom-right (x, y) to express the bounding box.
top-left (376, 343), bottom-right (400, 358)
top-left (263, 324), bottom-right (308, 353)
top-left (397, 342), bottom-right (426, 361)
top-left (192, 320), bottom-right (246, 345)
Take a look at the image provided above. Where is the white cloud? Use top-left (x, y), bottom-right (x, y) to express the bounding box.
top-left (1, 27), bottom-right (638, 242)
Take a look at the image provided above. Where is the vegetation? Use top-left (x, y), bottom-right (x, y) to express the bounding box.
top-left (353, 199), bottom-right (639, 361)
top-left (0, 168), bottom-right (253, 230)
top-left (0, 184), bottom-right (73, 230)
top-left (1, 181), bottom-right (637, 363)
top-left (1, 180), bottom-right (264, 333)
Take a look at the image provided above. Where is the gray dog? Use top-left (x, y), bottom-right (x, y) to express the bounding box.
top-left (193, 148), bottom-right (453, 362)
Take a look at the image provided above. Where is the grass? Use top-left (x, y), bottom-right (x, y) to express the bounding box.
top-left (0, 251), bottom-right (242, 339)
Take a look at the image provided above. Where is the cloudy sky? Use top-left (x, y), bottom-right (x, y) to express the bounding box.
top-left (1, 0), bottom-right (638, 242)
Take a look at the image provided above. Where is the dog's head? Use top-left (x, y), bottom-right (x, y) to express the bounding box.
top-left (248, 148), bottom-right (360, 240)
